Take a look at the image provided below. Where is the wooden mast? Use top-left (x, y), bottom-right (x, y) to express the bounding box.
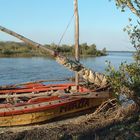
top-left (74, 0), bottom-right (80, 89)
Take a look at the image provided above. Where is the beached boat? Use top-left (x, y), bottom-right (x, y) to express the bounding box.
top-left (0, 82), bottom-right (110, 126)
top-left (0, 0), bottom-right (111, 126)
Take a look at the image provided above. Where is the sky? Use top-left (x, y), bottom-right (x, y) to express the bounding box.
top-left (0, 0), bottom-right (138, 51)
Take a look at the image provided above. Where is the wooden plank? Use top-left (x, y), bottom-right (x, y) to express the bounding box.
top-left (0, 91), bottom-right (110, 99)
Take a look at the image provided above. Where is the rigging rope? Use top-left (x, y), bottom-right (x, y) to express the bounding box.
top-left (55, 13), bottom-right (74, 50)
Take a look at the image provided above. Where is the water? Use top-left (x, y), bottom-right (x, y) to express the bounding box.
top-left (0, 52), bottom-right (134, 85)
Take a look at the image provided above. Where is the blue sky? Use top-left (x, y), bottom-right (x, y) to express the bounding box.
top-left (0, 0), bottom-right (138, 51)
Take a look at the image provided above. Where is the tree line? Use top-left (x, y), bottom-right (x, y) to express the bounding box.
top-left (0, 41), bottom-right (107, 57)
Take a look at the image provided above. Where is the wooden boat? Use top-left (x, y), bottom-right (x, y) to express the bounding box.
top-left (0, 0), bottom-right (111, 126)
top-left (0, 82), bottom-right (110, 126)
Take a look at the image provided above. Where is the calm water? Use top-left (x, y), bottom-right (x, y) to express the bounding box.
top-left (0, 52), bottom-right (134, 85)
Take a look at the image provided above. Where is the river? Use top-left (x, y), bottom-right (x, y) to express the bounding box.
top-left (0, 52), bottom-right (134, 85)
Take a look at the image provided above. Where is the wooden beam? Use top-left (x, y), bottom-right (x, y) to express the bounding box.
top-left (74, 0), bottom-right (80, 88)
top-left (0, 91), bottom-right (110, 99)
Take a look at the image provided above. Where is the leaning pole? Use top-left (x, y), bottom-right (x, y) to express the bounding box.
top-left (0, 25), bottom-right (107, 87)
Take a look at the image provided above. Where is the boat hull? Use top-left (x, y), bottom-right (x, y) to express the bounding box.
top-left (0, 98), bottom-right (106, 127)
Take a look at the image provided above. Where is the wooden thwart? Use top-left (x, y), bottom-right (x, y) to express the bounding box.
top-left (0, 91), bottom-right (110, 99)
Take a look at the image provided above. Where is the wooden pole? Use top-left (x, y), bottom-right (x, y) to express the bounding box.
top-left (74, 0), bottom-right (80, 89)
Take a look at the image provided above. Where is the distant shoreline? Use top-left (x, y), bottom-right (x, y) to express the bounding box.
top-left (107, 51), bottom-right (135, 53)
top-left (0, 41), bottom-right (107, 57)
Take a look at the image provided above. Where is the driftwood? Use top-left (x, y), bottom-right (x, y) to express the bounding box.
top-left (93, 98), bottom-right (117, 115)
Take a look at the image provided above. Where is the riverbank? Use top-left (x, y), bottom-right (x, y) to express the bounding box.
top-left (0, 103), bottom-right (139, 140)
top-left (0, 42), bottom-right (107, 57)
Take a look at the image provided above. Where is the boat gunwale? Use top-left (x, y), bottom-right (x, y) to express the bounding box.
top-left (0, 97), bottom-right (87, 117)
top-left (0, 83), bottom-right (89, 94)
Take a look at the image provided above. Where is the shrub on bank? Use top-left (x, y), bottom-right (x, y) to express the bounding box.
top-left (106, 61), bottom-right (140, 106)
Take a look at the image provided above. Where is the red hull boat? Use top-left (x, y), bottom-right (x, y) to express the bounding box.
top-left (0, 82), bottom-right (110, 126)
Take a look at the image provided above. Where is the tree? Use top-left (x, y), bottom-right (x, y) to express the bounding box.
top-left (124, 19), bottom-right (140, 62)
top-left (112, 0), bottom-right (140, 18)
top-left (102, 47), bottom-right (107, 54)
top-left (107, 0), bottom-right (140, 107)
top-left (112, 0), bottom-right (140, 63)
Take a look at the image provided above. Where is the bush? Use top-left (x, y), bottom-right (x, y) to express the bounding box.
top-left (106, 61), bottom-right (140, 105)
top-left (2, 49), bottom-right (14, 55)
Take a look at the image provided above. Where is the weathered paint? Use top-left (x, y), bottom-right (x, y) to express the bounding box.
top-left (0, 98), bottom-right (106, 126)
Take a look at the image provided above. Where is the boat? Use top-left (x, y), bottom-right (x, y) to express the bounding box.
top-left (0, 0), bottom-right (111, 126)
top-left (0, 82), bottom-right (110, 126)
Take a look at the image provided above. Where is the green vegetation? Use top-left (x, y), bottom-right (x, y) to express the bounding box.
top-left (106, 62), bottom-right (140, 105)
top-left (0, 41), bottom-right (107, 57)
top-left (0, 41), bottom-right (42, 57)
top-left (112, 0), bottom-right (140, 18)
top-left (112, 0), bottom-right (140, 63)
top-left (107, 0), bottom-right (140, 107)
top-left (124, 20), bottom-right (140, 63)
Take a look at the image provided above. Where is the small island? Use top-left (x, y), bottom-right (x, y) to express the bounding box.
top-left (0, 41), bottom-right (107, 57)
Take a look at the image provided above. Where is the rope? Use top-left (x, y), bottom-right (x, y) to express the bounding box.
top-left (55, 13), bottom-right (74, 50)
